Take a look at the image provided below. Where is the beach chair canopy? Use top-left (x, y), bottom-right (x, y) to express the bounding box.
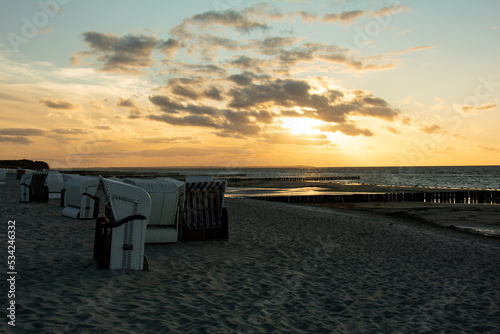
top-left (62, 175), bottom-right (100, 219)
top-left (181, 179), bottom-right (228, 241)
top-left (94, 177), bottom-right (152, 270)
top-left (46, 171), bottom-right (65, 199)
top-left (123, 178), bottom-right (178, 226)
top-left (20, 172), bottom-right (49, 203)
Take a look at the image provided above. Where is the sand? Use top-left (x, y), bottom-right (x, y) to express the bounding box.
top-left (1, 173), bottom-right (499, 333)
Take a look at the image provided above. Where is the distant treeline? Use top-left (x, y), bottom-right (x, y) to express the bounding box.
top-left (0, 159), bottom-right (49, 170)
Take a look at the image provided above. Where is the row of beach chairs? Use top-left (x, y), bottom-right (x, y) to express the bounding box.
top-left (17, 171), bottom-right (229, 271)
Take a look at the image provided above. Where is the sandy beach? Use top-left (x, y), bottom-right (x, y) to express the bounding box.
top-left (1, 173), bottom-right (499, 333)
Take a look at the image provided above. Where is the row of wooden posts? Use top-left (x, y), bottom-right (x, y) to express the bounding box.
top-left (222, 176), bottom-right (361, 182)
top-left (251, 190), bottom-right (500, 205)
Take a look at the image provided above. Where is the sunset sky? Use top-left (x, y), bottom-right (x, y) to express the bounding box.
top-left (0, 0), bottom-right (499, 168)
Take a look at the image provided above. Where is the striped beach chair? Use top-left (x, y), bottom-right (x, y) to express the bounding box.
top-left (181, 179), bottom-right (228, 241)
top-left (19, 172), bottom-right (49, 203)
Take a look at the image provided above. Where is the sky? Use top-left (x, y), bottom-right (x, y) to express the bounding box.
top-left (0, 0), bottom-right (499, 169)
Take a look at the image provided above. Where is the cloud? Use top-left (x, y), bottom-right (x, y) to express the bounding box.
top-left (266, 132), bottom-right (332, 145)
top-left (172, 85), bottom-right (199, 99)
top-left (478, 146), bottom-right (500, 153)
top-left (0, 135), bottom-right (32, 145)
top-left (74, 31), bottom-right (159, 74)
top-left (0, 128), bottom-right (46, 136)
top-left (460, 102), bottom-right (496, 113)
top-left (227, 78), bottom-right (399, 131)
top-left (117, 98), bottom-right (138, 108)
top-left (140, 136), bottom-right (194, 144)
top-left (420, 124), bottom-right (442, 134)
top-left (128, 110), bottom-right (142, 119)
top-left (386, 127), bottom-right (401, 135)
top-left (172, 9), bottom-right (269, 38)
top-left (322, 5), bottom-right (409, 24)
top-left (40, 97), bottom-right (81, 110)
top-left (203, 86), bottom-right (224, 101)
top-left (51, 128), bottom-right (92, 135)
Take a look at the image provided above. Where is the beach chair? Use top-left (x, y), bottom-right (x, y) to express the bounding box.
top-left (180, 179), bottom-right (228, 241)
top-left (46, 171), bottom-right (65, 200)
top-left (124, 178), bottom-right (184, 243)
top-left (185, 175), bottom-right (213, 182)
top-left (93, 177), bottom-right (151, 270)
top-left (20, 172), bottom-right (49, 203)
top-left (0, 168), bottom-right (6, 185)
top-left (62, 176), bottom-right (100, 219)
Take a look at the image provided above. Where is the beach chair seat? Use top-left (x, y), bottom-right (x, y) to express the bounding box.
top-left (124, 178), bottom-right (184, 243)
top-left (20, 172), bottom-right (49, 203)
top-left (62, 176), bottom-right (100, 219)
top-left (93, 177), bottom-right (151, 270)
top-left (181, 179), bottom-right (228, 241)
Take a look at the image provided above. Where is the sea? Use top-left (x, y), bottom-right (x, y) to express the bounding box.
top-left (98, 165), bottom-right (500, 190)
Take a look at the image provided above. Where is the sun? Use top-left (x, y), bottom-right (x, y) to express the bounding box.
top-left (281, 117), bottom-right (326, 135)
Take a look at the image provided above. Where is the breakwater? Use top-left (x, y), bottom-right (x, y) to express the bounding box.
top-left (221, 176), bottom-right (360, 182)
top-left (251, 190), bottom-right (500, 205)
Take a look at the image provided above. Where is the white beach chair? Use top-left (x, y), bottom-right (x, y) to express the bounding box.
top-left (0, 168), bottom-right (6, 185)
top-left (93, 177), bottom-right (151, 270)
top-left (62, 176), bottom-right (100, 219)
top-left (124, 178), bottom-right (184, 243)
top-left (46, 171), bottom-right (65, 200)
top-left (181, 179), bottom-right (228, 241)
top-left (20, 172), bottom-right (49, 203)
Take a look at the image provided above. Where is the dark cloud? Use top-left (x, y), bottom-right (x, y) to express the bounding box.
top-left (128, 110), bottom-right (142, 119)
top-left (0, 128), bottom-right (45, 145)
top-left (117, 98), bottom-right (138, 108)
top-left (40, 97), bottom-right (80, 110)
top-left (172, 85), bottom-right (199, 99)
top-left (0, 135), bottom-right (32, 145)
top-left (204, 86), bottom-right (224, 101)
top-left (226, 78), bottom-right (398, 135)
top-left (51, 128), bottom-right (92, 135)
top-left (75, 31), bottom-right (159, 73)
top-left (259, 37), bottom-right (300, 55)
top-left (159, 38), bottom-right (183, 58)
top-left (227, 55), bottom-right (260, 69)
top-left (0, 128), bottom-right (46, 136)
top-left (147, 114), bottom-right (219, 128)
top-left (148, 95), bottom-right (181, 113)
top-left (228, 73), bottom-right (253, 86)
top-left (172, 9), bottom-right (269, 38)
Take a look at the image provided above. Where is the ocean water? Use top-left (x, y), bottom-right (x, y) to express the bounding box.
top-left (129, 165), bottom-right (500, 190)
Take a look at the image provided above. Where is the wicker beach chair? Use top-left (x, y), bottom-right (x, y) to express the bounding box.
top-left (124, 178), bottom-right (184, 243)
top-left (61, 176), bottom-right (100, 219)
top-left (93, 177), bottom-right (151, 270)
top-left (20, 172), bottom-right (49, 203)
top-left (180, 179), bottom-right (228, 241)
